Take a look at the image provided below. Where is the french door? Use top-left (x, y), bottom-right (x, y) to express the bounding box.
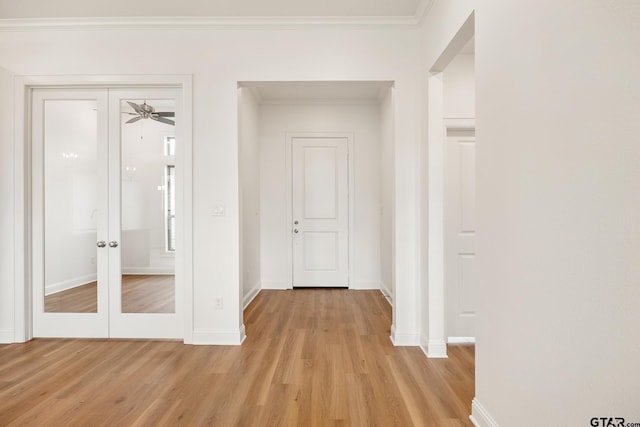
top-left (32, 87), bottom-right (183, 339)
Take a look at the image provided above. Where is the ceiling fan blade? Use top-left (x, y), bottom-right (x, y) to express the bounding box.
top-left (126, 116), bottom-right (143, 124)
top-left (127, 101), bottom-right (145, 114)
top-left (154, 112), bottom-right (175, 117)
top-left (151, 116), bottom-right (175, 126)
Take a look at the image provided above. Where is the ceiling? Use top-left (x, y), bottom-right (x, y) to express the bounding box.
top-left (0, 0), bottom-right (426, 19)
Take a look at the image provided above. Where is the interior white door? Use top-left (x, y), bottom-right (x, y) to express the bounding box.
top-left (445, 131), bottom-right (477, 338)
top-left (108, 88), bottom-right (183, 339)
top-left (32, 89), bottom-right (110, 337)
top-left (32, 87), bottom-right (183, 339)
top-left (292, 137), bottom-right (349, 287)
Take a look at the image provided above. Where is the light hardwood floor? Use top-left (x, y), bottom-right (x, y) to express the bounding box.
top-left (44, 274), bottom-right (175, 313)
top-left (1, 289), bottom-right (474, 426)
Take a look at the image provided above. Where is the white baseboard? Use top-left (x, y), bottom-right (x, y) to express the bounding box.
top-left (261, 281), bottom-right (288, 290)
top-left (0, 328), bottom-right (13, 343)
top-left (380, 281), bottom-right (392, 303)
top-left (122, 268), bottom-right (174, 275)
top-left (426, 339), bottom-right (448, 358)
top-left (243, 285), bottom-right (261, 309)
top-left (470, 398), bottom-right (500, 427)
top-left (448, 336), bottom-right (476, 344)
top-left (192, 325), bottom-right (246, 345)
top-left (351, 281), bottom-right (380, 290)
top-left (390, 325), bottom-right (420, 346)
top-left (45, 273), bottom-right (97, 296)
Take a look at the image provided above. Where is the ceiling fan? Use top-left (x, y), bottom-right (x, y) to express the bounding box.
top-left (125, 101), bottom-right (175, 126)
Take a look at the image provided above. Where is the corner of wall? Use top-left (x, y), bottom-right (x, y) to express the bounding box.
top-left (243, 284), bottom-right (261, 309)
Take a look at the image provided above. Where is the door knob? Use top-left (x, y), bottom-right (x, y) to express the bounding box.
top-left (97, 241), bottom-right (106, 248)
top-left (109, 241), bottom-right (119, 248)
top-left (294, 220), bottom-right (299, 225)
top-left (294, 229), bottom-right (299, 234)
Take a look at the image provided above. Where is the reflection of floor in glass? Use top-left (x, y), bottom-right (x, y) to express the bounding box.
top-left (122, 274), bottom-right (175, 313)
top-left (45, 282), bottom-right (97, 313)
top-left (44, 275), bottom-right (175, 314)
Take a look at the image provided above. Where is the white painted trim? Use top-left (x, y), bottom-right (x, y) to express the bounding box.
top-left (261, 281), bottom-right (288, 290)
top-left (380, 281), bottom-right (393, 303)
top-left (45, 274), bottom-right (97, 296)
top-left (443, 118), bottom-right (476, 132)
top-left (390, 325), bottom-right (419, 346)
top-left (14, 76), bottom-right (30, 343)
top-left (258, 99), bottom-right (381, 107)
top-left (426, 339), bottom-right (448, 358)
top-left (192, 326), bottom-right (246, 346)
top-left (13, 74), bottom-right (194, 344)
top-left (352, 281), bottom-right (380, 290)
top-left (0, 329), bottom-right (13, 343)
top-left (416, 0), bottom-right (436, 25)
top-left (0, 16), bottom-right (422, 32)
top-left (448, 336), bottom-right (475, 344)
top-left (243, 285), bottom-right (261, 309)
top-left (427, 72), bottom-right (448, 359)
top-left (470, 398), bottom-right (500, 427)
top-left (285, 132), bottom-right (355, 290)
top-left (121, 268), bottom-right (174, 275)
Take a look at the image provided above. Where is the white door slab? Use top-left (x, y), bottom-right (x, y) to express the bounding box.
top-left (292, 137), bottom-right (349, 287)
top-left (445, 132), bottom-right (477, 338)
top-left (108, 88), bottom-right (183, 339)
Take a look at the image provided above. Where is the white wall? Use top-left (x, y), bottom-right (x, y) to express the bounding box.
top-left (238, 87), bottom-right (261, 307)
top-left (379, 88), bottom-right (395, 301)
top-left (474, 1), bottom-right (640, 424)
top-left (443, 53), bottom-right (475, 119)
top-left (423, 0), bottom-right (640, 424)
top-left (259, 102), bottom-right (382, 289)
top-left (0, 68), bottom-right (14, 342)
top-left (0, 26), bottom-right (422, 344)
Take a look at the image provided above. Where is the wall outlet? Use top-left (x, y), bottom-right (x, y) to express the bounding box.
top-left (214, 297), bottom-right (223, 310)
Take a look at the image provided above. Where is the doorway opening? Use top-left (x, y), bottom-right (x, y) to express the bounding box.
top-left (424, 13), bottom-right (475, 358)
top-left (237, 81), bottom-right (395, 311)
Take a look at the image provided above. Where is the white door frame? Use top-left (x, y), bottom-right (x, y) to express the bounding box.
top-left (13, 74), bottom-right (194, 343)
top-left (285, 132), bottom-right (355, 289)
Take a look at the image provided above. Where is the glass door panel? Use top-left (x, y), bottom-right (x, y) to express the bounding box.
top-left (32, 90), bottom-right (109, 337)
top-left (43, 99), bottom-right (99, 313)
top-left (119, 97), bottom-right (176, 314)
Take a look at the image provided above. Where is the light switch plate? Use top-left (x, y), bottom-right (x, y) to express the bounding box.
top-left (212, 204), bottom-right (225, 216)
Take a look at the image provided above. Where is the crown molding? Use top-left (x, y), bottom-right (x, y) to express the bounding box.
top-left (0, 15), bottom-right (423, 31)
top-left (415, 0), bottom-right (436, 26)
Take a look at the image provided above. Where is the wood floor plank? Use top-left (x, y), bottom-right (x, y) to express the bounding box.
top-left (0, 289), bottom-right (474, 426)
